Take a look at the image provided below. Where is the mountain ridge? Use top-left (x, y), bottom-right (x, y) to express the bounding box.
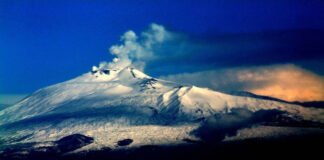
top-left (0, 65), bottom-right (324, 156)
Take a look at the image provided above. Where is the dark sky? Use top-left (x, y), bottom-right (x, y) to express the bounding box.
top-left (0, 0), bottom-right (324, 94)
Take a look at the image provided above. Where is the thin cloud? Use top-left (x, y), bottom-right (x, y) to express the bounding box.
top-left (160, 64), bottom-right (324, 102)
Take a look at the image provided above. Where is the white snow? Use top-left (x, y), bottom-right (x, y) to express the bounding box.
top-left (0, 65), bottom-right (323, 152)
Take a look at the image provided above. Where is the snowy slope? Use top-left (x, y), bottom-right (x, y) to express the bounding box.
top-left (0, 65), bottom-right (324, 152)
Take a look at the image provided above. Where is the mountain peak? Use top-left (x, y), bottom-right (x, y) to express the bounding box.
top-left (70, 65), bottom-right (151, 83)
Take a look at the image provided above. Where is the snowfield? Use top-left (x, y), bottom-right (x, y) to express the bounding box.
top-left (0, 66), bottom-right (324, 154)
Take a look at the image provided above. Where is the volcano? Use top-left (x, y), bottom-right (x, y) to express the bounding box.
top-left (0, 64), bottom-right (324, 159)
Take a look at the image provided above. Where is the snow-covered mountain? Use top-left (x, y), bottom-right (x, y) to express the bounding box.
top-left (0, 65), bottom-right (324, 155)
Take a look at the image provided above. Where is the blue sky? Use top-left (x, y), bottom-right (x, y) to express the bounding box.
top-left (0, 0), bottom-right (323, 102)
